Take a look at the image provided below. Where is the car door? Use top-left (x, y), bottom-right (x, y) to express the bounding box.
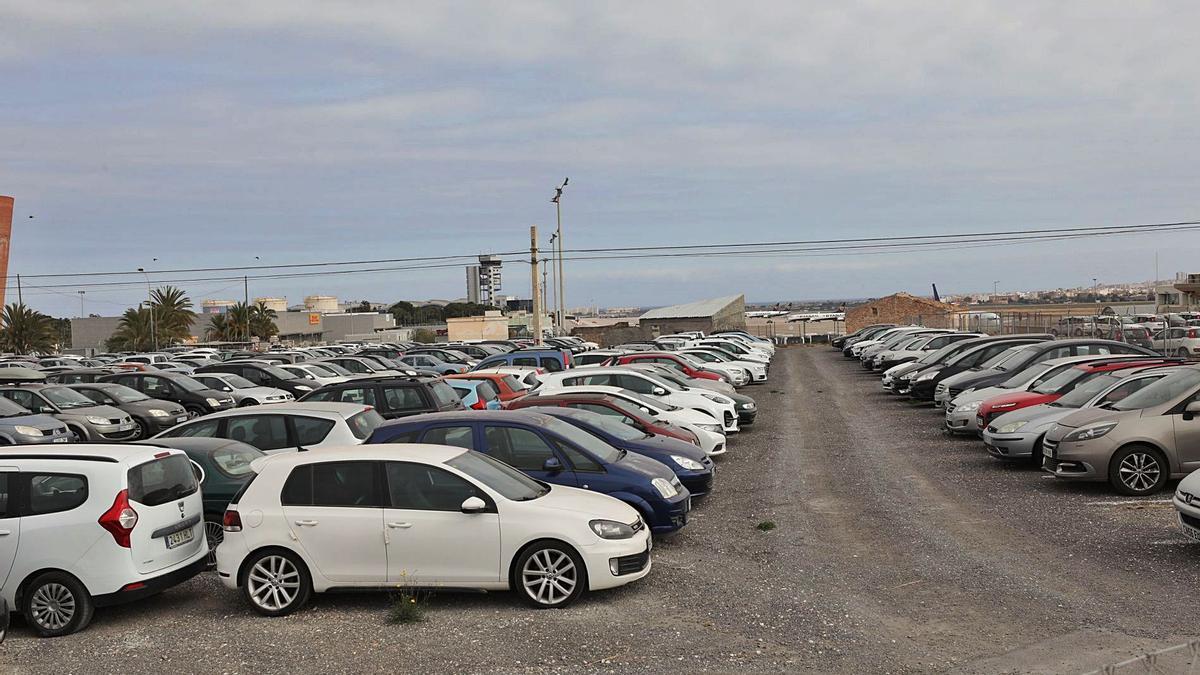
top-left (382, 460), bottom-right (501, 584)
top-left (0, 468), bottom-right (18, 589)
top-left (481, 424), bottom-right (578, 485)
top-left (280, 461), bottom-right (387, 582)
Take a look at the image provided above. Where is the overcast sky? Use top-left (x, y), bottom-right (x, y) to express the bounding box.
top-left (3, 1), bottom-right (1199, 317)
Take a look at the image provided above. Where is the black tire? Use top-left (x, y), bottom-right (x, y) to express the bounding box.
top-left (131, 417), bottom-right (150, 440)
top-left (65, 425), bottom-right (88, 442)
top-left (184, 405), bottom-right (206, 419)
top-left (237, 399), bottom-right (258, 408)
top-left (1108, 444), bottom-right (1169, 496)
top-left (1176, 348), bottom-right (1190, 358)
top-left (203, 516), bottom-right (224, 569)
top-left (512, 541), bottom-right (587, 609)
top-left (1030, 435), bottom-right (1046, 465)
top-left (21, 571), bottom-right (94, 637)
top-left (240, 548), bottom-right (311, 617)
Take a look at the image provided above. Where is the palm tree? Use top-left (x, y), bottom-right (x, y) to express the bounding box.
top-left (150, 286), bottom-right (196, 344)
top-left (205, 313), bottom-right (235, 342)
top-left (250, 301), bottom-right (278, 340)
top-left (224, 302), bottom-right (253, 343)
top-left (107, 307), bottom-right (155, 352)
top-left (0, 303), bottom-right (56, 354)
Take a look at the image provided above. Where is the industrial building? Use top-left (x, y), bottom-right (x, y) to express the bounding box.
top-left (638, 295), bottom-right (747, 335)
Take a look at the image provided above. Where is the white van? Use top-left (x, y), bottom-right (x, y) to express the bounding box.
top-left (0, 445), bottom-right (208, 636)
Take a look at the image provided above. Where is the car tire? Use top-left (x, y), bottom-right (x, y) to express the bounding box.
top-left (184, 405), bottom-right (206, 419)
top-left (240, 549), bottom-right (311, 617)
top-left (65, 424), bottom-right (88, 442)
top-left (513, 541), bottom-right (587, 609)
top-left (131, 417), bottom-right (150, 440)
top-left (203, 516), bottom-right (224, 569)
top-left (22, 571), bottom-right (94, 637)
top-left (1108, 444), bottom-right (1169, 496)
top-left (238, 399), bottom-right (258, 407)
top-left (1176, 348), bottom-right (1190, 358)
top-left (1030, 435), bottom-right (1046, 465)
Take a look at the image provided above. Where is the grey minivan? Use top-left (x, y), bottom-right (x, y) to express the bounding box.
top-left (0, 384), bottom-right (136, 441)
top-left (0, 395), bottom-right (71, 444)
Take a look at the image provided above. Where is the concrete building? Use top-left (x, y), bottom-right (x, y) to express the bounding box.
top-left (638, 295), bottom-right (746, 336)
top-left (201, 299), bottom-right (236, 314)
top-left (845, 292), bottom-right (959, 332)
top-left (447, 311), bottom-right (509, 341)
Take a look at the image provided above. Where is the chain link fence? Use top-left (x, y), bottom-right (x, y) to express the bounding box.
top-left (1084, 640), bottom-right (1200, 674)
top-left (887, 309), bottom-right (1161, 346)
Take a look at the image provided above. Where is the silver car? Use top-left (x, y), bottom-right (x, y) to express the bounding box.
top-left (981, 365), bottom-right (1178, 461)
top-left (191, 373), bottom-right (294, 407)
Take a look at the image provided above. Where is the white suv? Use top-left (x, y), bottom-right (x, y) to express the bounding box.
top-left (216, 444), bottom-right (651, 614)
top-left (0, 445), bottom-right (207, 636)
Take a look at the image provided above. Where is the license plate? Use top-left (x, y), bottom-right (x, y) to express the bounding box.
top-left (165, 527), bottom-right (194, 549)
top-left (52, 436), bottom-right (68, 443)
top-left (175, 416), bottom-right (187, 423)
top-left (1181, 517), bottom-right (1200, 542)
top-left (119, 423), bottom-right (134, 431)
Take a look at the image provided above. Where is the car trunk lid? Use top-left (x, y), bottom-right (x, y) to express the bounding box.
top-left (125, 451), bottom-right (204, 574)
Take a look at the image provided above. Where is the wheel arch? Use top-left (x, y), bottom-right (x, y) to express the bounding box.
top-left (505, 537), bottom-right (587, 591)
top-left (1110, 440), bottom-right (1174, 475)
top-left (15, 567), bottom-right (89, 608)
top-left (236, 545), bottom-right (312, 590)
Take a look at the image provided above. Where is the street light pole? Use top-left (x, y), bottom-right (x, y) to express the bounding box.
top-left (548, 232), bottom-right (557, 328)
top-left (993, 280), bottom-right (999, 300)
top-left (137, 267), bottom-right (157, 351)
top-left (551, 177), bottom-right (568, 332)
top-left (77, 290), bottom-right (85, 318)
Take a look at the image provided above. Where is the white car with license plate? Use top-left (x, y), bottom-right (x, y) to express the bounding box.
top-left (1175, 470), bottom-right (1200, 542)
top-left (216, 445), bottom-right (652, 613)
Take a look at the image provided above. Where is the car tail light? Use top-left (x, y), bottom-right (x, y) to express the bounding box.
top-left (470, 397), bottom-right (487, 410)
top-left (222, 509), bottom-right (243, 532)
top-left (1189, 329), bottom-right (1198, 339)
top-left (98, 489), bottom-right (138, 548)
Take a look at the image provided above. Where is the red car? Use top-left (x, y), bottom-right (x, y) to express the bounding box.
top-left (603, 352), bottom-right (724, 382)
top-left (444, 372), bottom-right (527, 403)
top-left (506, 392), bottom-right (702, 446)
top-left (977, 358), bottom-right (1177, 428)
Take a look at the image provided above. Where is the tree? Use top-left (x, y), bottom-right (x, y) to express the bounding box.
top-left (0, 303), bottom-right (57, 354)
top-left (411, 328), bottom-right (437, 343)
top-left (107, 307), bottom-right (155, 352)
top-left (205, 312), bottom-right (235, 342)
top-left (150, 286), bottom-right (196, 343)
top-left (443, 302), bottom-right (495, 319)
top-left (250, 301), bottom-right (278, 340)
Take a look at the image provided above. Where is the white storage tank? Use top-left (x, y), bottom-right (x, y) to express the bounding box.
top-left (254, 297), bottom-right (288, 313)
top-left (304, 295), bottom-right (339, 313)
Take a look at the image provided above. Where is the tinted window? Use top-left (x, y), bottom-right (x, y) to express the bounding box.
top-left (0, 473), bottom-right (8, 517)
top-left (225, 415), bottom-right (290, 451)
top-left (280, 465), bottom-right (312, 505)
top-left (614, 374), bottom-right (655, 394)
top-left (293, 416), bottom-right (336, 446)
top-left (540, 357), bottom-right (564, 372)
top-left (170, 419), bottom-right (220, 438)
top-left (127, 454), bottom-right (198, 506)
top-left (328, 386), bottom-right (377, 406)
top-left (1, 390), bottom-right (38, 410)
top-left (386, 462), bottom-right (486, 511)
top-left (312, 462), bottom-right (381, 507)
top-left (142, 377), bottom-right (174, 398)
top-left (513, 357), bottom-right (537, 367)
top-left (483, 426), bottom-right (556, 471)
top-left (348, 410), bottom-right (384, 440)
top-left (27, 474), bottom-right (88, 515)
top-left (384, 386), bottom-right (425, 411)
top-left (421, 426), bottom-right (475, 450)
top-left (1073, 344), bottom-right (1114, 356)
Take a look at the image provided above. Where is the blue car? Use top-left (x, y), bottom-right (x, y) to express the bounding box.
top-left (367, 410), bottom-right (691, 534)
top-left (529, 406), bottom-right (715, 496)
top-left (444, 378), bottom-right (503, 410)
top-left (472, 349), bottom-right (572, 373)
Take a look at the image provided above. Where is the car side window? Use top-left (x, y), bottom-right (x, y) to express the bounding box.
top-left (553, 441), bottom-right (602, 472)
top-left (1, 390), bottom-right (36, 410)
top-left (1072, 345), bottom-right (1112, 356)
top-left (1099, 377), bottom-right (1159, 404)
top-left (383, 386), bottom-right (425, 411)
top-left (540, 357), bottom-right (564, 372)
top-left (143, 377), bottom-right (172, 398)
top-left (78, 389), bottom-right (111, 405)
top-left (0, 472), bottom-right (9, 518)
top-left (226, 415), bottom-right (291, 451)
top-left (171, 418), bottom-right (220, 438)
top-left (331, 386), bottom-right (377, 406)
top-left (292, 416), bottom-right (336, 446)
top-left (482, 426), bottom-right (556, 471)
top-left (311, 461), bottom-right (381, 508)
top-left (420, 426), bottom-right (475, 450)
top-left (581, 374), bottom-right (614, 386)
top-left (512, 357), bottom-right (537, 367)
top-left (26, 473), bottom-right (88, 516)
top-left (615, 374), bottom-right (654, 394)
top-left (385, 462), bottom-right (487, 511)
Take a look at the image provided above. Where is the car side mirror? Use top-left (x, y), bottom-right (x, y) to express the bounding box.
top-left (652, 387), bottom-right (667, 396)
top-left (39, 406), bottom-right (55, 414)
top-left (542, 457), bottom-right (563, 473)
top-left (460, 496), bottom-right (487, 513)
top-left (1186, 401), bottom-right (1200, 415)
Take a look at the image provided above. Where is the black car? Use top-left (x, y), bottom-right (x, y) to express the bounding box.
top-left (831, 324), bottom-right (896, 350)
top-left (903, 335), bottom-right (1052, 401)
top-left (98, 371), bottom-right (236, 417)
top-left (298, 376), bottom-right (465, 419)
top-left (195, 362), bottom-right (317, 397)
top-left (68, 382), bottom-right (189, 438)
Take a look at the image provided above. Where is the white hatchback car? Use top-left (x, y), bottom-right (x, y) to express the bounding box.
top-left (535, 368), bottom-right (739, 433)
top-left (216, 445), bottom-right (651, 614)
top-left (153, 402), bottom-right (385, 454)
top-left (0, 445), bottom-right (207, 636)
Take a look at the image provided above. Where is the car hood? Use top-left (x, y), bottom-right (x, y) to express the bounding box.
top-left (1051, 406), bottom-right (1134, 432)
top-left (1176, 469), bottom-right (1200, 497)
top-left (615, 450), bottom-right (677, 480)
top-left (237, 386), bottom-right (291, 398)
top-left (528, 483), bottom-right (641, 521)
top-left (2, 413), bottom-right (66, 431)
top-left (986, 402), bottom-right (1076, 428)
top-left (123, 399), bottom-right (187, 415)
top-left (61, 404), bottom-right (128, 420)
top-left (620, 433), bottom-right (707, 461)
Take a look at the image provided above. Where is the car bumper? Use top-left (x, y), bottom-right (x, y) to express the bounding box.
top-left (145, 414), bottom-right (189, 433)
top-left (981, 429), bottom-right (1041, 459)
top-left (737, 409), bottom-right (757, 425)
top-left (1040, 437), bottom-right (1115, 481)
top-left (680, 471), bottom-right (714, 497)
top-left (583, 529), bottom-right (653, 591)
top-left (648, 494), bottom-right (692, 534)
top-left (93, 554), bottom-right (208, 607)
top-left (944, 407), bottom-right (980, 434)
top-left (1173, 494), bottom-right (1200, 542)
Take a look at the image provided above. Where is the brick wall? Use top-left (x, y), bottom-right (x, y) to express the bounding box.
top-left (846, 294), bottom-right (957, 332)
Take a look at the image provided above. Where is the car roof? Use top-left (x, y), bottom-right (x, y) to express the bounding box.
top-left (252, 443), bottom-right (467, 471)
top-left (199, 401), bottom-right (374, 420)
top-left (0, 442), bottom-right (181, 463)
top-left (376, 409), bottom-right (550, 429)
top-left (135, 436), bottom-right (261, 454)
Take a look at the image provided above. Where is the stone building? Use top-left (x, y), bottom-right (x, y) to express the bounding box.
top-left (845, 292), bottom-right (959, 332)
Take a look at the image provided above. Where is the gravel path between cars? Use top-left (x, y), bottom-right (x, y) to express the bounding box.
top-left (3, 347), bottom-right (1197, 673)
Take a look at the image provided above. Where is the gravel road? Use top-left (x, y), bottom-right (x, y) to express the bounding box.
top-left (2, 347), bottom-right (1195, 673)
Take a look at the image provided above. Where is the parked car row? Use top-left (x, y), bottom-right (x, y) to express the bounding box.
top-left (0, 330), bottom-right (773, 636)
top-left (835, 323), bottom-right (1200, 551)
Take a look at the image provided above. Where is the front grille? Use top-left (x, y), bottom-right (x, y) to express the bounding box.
top-left (1042, 438), bottom-right (1059, 457)
top-left (948, 387), bottom-right (963, 399)
top-left (1183, 512), bottom-right (1200, 530)
top-left (613, 550), bottom-right (650, 576)
top-left (39, 428), bottom-right (60, 437)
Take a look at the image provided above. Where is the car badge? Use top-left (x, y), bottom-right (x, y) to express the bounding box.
top-left (178, 501), bottom-right (186, 518)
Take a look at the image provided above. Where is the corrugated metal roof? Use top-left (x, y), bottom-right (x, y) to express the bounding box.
top-left (639, 295), bottom-right (743, 321)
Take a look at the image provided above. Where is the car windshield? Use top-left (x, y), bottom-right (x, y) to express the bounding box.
top-left (0, 396), bottom-right (30, 417)
top-left (42, 386), bottom-right (98, 409)
top-left (220, 374), bottom-right (257, 389)
top-left (103, 384), bottom-right (150, 403)
top-left (998, 363), bottom-right (1056, 389)
top-left (542, 417), bottom-right (623, 463)
top-left (980, 346), bottom-right (1031, 371)
top-left (347, 409), bottom-right (385, 439)
top-left (263, 365), bottom-right (299, 380)
top-left (1031, 368), bottom-right (1090, 395)
top-left (313, 362), bottom-right (352, 376)
top-left (447, 450), bottom-right (548, 501)
top-left (1110, 368), bottom-right (1200, 411)
top-left (1054, 373), bottom-right (1123, 408)
top-left (172, 375), bottom-right (211, 392)
top-left (430, 381), bottom-right (463, 407)
top-left (565, 409), bottom-right (646, 441)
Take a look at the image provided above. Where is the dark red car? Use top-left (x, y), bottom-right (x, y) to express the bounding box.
top-left (506, 392), bottom-right (702, 446)
top-left (977, 358), bottom-right (1178, 428)
top-left (603, 352), bottom-right (724, 382)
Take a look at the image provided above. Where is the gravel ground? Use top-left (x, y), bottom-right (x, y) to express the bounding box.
top-left (2, 347), bottom-right (1197, 673)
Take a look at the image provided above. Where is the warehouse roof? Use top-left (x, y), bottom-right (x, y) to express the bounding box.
top-left (640, 295), bottom-right (744, 321)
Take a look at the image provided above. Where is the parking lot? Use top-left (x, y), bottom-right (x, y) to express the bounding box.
top-left (4, 346), bottom-right (1197, 673)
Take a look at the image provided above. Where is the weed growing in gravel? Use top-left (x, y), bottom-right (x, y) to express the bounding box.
top-left (756, 520), bottom-right (777, 532)
top-left (387, 590), bottom-right (428, 624)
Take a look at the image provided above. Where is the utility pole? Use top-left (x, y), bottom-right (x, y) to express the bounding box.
top-left (530, 226), bottom-right (543, 345)
top-left (551, 177), bottom-right (568, 332)
top-left (138, 267), bottom-right (157, 351)
top-left (541, 258), bottom-right (549, 312)
top-left (548, 232), bottom-right (557, 329)
top-left (244, 275), bottom-right (250, 345)
top-left (15, 274), bottom-right (21, 305)
top-left (78, 290), bottom-right (85, 318)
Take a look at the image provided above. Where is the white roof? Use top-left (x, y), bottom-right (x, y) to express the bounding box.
top-left (639, 295), bottom-right (743, 321)
top-left (250, 443), bottom-right (465, 472)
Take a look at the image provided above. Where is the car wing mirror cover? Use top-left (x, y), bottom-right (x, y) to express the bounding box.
top-left (461, 496), bottom-right (487, 513)
top-left (542, 457), bottom-right (564, 473)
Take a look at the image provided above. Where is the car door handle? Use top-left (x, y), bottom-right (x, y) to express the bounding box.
top-left (387, 522), bottom-right (412, 529)
top-left (0, 530), bottom-right (9, 536)
top-left (293, 520), bottom-right (319, 527)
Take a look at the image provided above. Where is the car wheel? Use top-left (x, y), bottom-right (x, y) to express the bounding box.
top-left (185, 405), bottom-right (206, 419)
top-left (241, 549), bottom-right (311, 617)
top-left (22, 571), bottom-right (94, 637)
top-left (1108, 444), bottom-right (1168, 496)
top-left (204, 516), bottom-right (224, 569)
top-left (514, 541), bottom-right (587, 609)
top-left (1072, 328), bottom-right (1084, 337)
top-left (1176, 348), bottom-right (1190, 358)
top-left (1030, 435), bottom-right (1046, 465)
top-left (131, 417), bottom-right (149, 440)
top-left (65, 424), bottom-right (88, 442)
top-left (238, 399), bottom-right (258, 407)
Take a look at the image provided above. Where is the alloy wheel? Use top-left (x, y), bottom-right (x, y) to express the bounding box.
top-left (133, 418), bottom-right (147, 439)
top-left (204, 521), bottom-right (224, 567)
top-left (29, 583), bottom-right (75, 632)
top-left (1118, 452), bottom-right (1161, 492)
top-left (246, 555), bottom-right (301, 612)
top-left (521, 548), bottom-right (578, 606)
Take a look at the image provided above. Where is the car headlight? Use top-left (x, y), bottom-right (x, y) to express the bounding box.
top-left (1063, 422), bottom-right (1118, 443)
top-left (13, 425), bottom-right (40, 436)
top-left (206, 398), bottom-right (220, 407)
top-left (294, 385), bottom-right (313, 391)
top-left (994, 420), bottom-right (1027, 434)
top-left (740, 402), bottom-right (755, 410)
top-left (696, 423), bottom-right (722, 434)
top-left (651, 477), bottom-right (679, 499)
top-left (589, 519), bottom-right (636, 539)
top-left (915, 371), bottom-right (938, 382)
top-left (147, 408), bottom-right (170, 418)
top-left (701, 393), bottom-right (731, 404)
top-left (85, 415), bottom-right (110, 425)
top-left (991, 402), bottom-right (1019, 411)
top-left (671, 455), bottom-right (705, 470)
top-left (954, 400), bottom-right (982, 413)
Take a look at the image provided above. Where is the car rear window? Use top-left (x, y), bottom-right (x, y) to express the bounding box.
top-left (430, 381), bottom-right (463, 408)
top-left (127, 454), bottom-right (199, 506)
top-left (476, 381), bottom-right (499, 402)
top-left (348, 409), bottom-right (385, 440)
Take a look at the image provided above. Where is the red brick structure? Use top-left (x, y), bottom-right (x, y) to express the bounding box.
top-left (845, 292), bottom-right (959, 332)
top-left (0, 196), bottom-right (11, 310)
